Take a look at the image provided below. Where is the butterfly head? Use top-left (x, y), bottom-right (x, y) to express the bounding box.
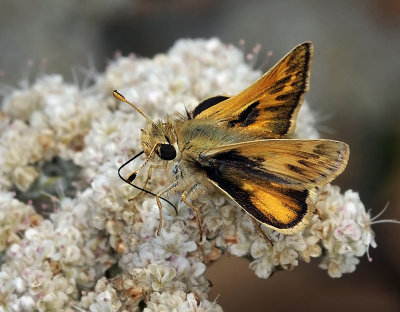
top-left (113, 90), bottom-right (179, 162)
top-left (141, 119), bottom-right (178, 161)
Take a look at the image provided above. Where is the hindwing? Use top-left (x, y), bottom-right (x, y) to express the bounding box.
top-left (198, 139), bottom-right (349, 233)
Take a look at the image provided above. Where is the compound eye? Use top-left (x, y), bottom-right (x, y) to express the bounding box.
top-left (158, 143), bottom-right (176, 160)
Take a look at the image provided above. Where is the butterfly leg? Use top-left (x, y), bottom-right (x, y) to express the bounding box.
top-left (181, 183), bottom-right (204, 240)
top-left (129, 163), bottom-right (167, 201)
top-left (250, 217), bottom-right (273, 245)
top-left (155, 181), bottom-right (178, 235)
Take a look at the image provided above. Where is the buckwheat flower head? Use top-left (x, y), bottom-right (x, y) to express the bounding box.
top-left (0, 38), bottom-right (378, 311)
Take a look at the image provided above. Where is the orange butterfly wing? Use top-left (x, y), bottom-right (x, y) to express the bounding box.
top-left (192, 42), bottom-right (313, 138)
top-left (198, 139), bottom-right (349, 233)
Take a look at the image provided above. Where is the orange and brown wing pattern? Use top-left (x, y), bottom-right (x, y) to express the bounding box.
top-left (204, 139), bottom-right (349, 187)
top-left (192, 42), bottom-right (313, 138)
top-left (198, 139), bottom-right (349, 233)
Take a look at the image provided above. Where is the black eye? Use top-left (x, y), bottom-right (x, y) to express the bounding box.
top-left (158, 144), bottom-right (176, 160)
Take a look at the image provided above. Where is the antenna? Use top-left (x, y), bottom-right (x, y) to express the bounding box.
top-left (113, 90), bottom-right (154, 125)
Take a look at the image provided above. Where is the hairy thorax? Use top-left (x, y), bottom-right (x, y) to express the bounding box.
top-left (140, 117), bottom-right (255, 195)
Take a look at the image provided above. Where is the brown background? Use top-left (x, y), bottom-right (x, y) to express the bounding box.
top-left (1, 1), bottom-right (399, 311)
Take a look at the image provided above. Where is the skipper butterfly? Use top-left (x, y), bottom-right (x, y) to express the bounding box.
top-left (115, 42), bottom-right (349, 238)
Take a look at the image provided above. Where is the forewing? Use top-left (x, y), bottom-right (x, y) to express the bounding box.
top-left (193, 42), bottom-right (313, 138)
top-left (198, 139), bottom-right (349, 233)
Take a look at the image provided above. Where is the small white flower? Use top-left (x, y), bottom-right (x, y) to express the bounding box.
top-left (144, 290), bottom-right (186, 312)
top-left (148, 264), bottom-right (177, 292)
top-left (89, 289), bottom-right (121, 312)
top-left (152, 229), bottom-right (197, 259)
top-left (179, 292), bottom-right (223, 312)
top-left (229, 232), bottom-right (252, 257)
top-left (19, 295), bottom-right (36, 311)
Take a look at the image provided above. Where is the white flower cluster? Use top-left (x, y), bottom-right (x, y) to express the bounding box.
top-left (314, 186), bottom-right (377, 277)
top-left (0, 38), bottom-right (375, 311)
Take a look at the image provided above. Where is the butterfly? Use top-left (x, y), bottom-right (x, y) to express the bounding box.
top-left (115, 42), bottom-right (349, 238)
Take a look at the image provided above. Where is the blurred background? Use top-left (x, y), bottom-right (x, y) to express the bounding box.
top-left (0, 0), bottom-right (399, 311)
